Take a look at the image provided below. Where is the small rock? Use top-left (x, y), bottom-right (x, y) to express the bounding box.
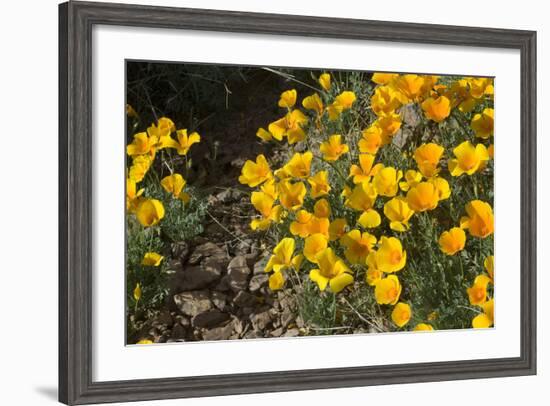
top-left (213, 276), bottom-right (231, 292)
top-left (243, 330), bottom-right (262, 339)
top-left (170, 263), bottom-right (221, 292)
top-left (171, 241), bottom-right (190, 263)
top-left (216, 188), bottom-right (242, 204)
top-left (171, 323), bottom-right (187, 340)
top-left (192, 310), bottom-right (230, 328)
top-left (153, 310), bottom-right (173, 328)
top-left (233, 239), bottom-right (253, 256)
top-left (166, 259), bottom-right (183, 273)
top-left (239, 306), bottom-right (255, 317)
top-left (283, 328), bottom-right (300, 337)
top-left (400, 104), bottom-right (421, 127)
top-left (248, 273), bottom-right (268, 293)
top-left (250, 310), bottom-right (272, 332)
top-left (202, 322), bottom-right (234, 341)
top-left (211, 291), bottom-right (228, 311)
top-left (253, 258), bottom-right (267, 275)
top-left (174, 314), bottom-right (190, 328)
top-left (232, 318), bottom-right (245, 335)
top-left (270, 327), bottom-right (284, 337)
top-left (281, 309), bottom-right (295, 329)
top-left (227, 256), bottom-right (251, 292)
top-left (233, 291), bottom-right (257, 307)
top-left (188, 242), bottom-right (229, 266)
top-left (173, 291), bottom-right (212, 317)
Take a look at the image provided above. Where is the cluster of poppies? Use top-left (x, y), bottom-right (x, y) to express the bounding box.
top-left (126, 116), bottom-right (201, 305)
top-left (240, 71), bottom-right (494, 331)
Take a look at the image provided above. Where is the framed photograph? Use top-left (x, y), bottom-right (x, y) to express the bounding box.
top-left (59, 1), bottom-right (537, 404)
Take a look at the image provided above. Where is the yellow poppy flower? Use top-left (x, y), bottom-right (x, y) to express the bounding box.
top-left (309, 248), bottom-right (354, 293)
top-left (136, 339), bottom-right (153, 344)
top-left (392, 74), bottom-right (425, 102)
top-left (373, 167), bottom-right (402, 197)
top-left (289, 210), bottom-right (314, 238)
top-left (376, 236), bottom-right (407, 273)
top-left (448, 141), bottom-right (489, 176)
top-left (320, 134), bottom-right (349, 161)
top-left (302, 93), bottom-right (324, 115)
top-left (445, 79), bottom-right (480, 113)
top-left (414, 143), bottom-right (444, 178)
top-left (428, 176), bottom-right (451, 200)
top-left (126, 177), bottom-right (144, 213)
top-left (375, 113), bottom-right (402, 140)
top-left (160, 173), bottom-right (188, 201)
top-left (174, 129), bottom-right (201, 156)
top-left (269, 271), bottom-right (286, 291)
top-left (308, 216), bottom-right (330, 238)
top-left (304, 233), bottom-right (329, 263)
top-left (327, 91), bottom-right (356, 120)
top-left (345, 182), bottom-right (378, 212)
top-left (371, 85), bottom-right (402, 116)
top-left (133, 282), bottom-right (142, 301)
top-left (461, 200), bottom-right (494, 238)
top-left (256, 127), bottom-right (273, 142)
top-left (406, 182), bottom-right (439, 212)
top-left (239, 154), bottom-right (272, 187)
top-left (365, 252), bottom-right (383, 286)
top-left (349, 154), bottom-right (380, 184)
top-left (313, 198), bottom-right (331, 218)
top-left (484, 255), bottom-right (494, 280)
top-left (384, 197), bottom-right (414, 232)
top-left (136, 198), bottom-right (165, 227)
top-left (265, 238), bottom-right (301, 273)
top-left (414, 323), bottom-right (434, 331)
top-left (283, 151), bottom-right (313, 179)
top-left (128, 154), bottom-right (152, 183)
top-left (374, 275), bottom-right (402, 305)
top-left (371, 72), bottom-right (398, 85)
top-left (467, 274), bottom-right (492, 305)
top-left (358, 125), bottom-right (384, 154)
top-left (391, 302), bottom-right (412, 328)
top-left (278, 180), bottom-right (306, 211)
top-left (340, 229), bottom-right (377, 264)
top-left (260, 179), bottom-right (279, 200)
top-left (329, 218), bottom-right (347, 241)
top-left (421, 95), bottom-right (451, 122)
top-left (357, 208), bottom-right (382, 229)
top-left (471, 108), bottom-right (494, 139)
top-left (250, 191), bottom-right (283, 231)
top-left (319, 73), bottom-right (331, 91)
top-left (278, 89), bottom-right (297, 108)
top-left (308, 170), bottom-right (331, 198)
top-left (488, 144), bottom-right (494, 159)
top-left (127, 132), bottom-right (158, 157)
top-left (268, 109), bottom-right (308, 144)
top-left (472, 298), bottom-right (494, 328)
top-left (147, 117), bottom-right (177, 149)
top-left (142, 252), bottom-right (164, 266)
top-left (438, 227), bottom-right (466, 255)
top-left (467, 77), bottom-right (493, 99)
top-left (399, 169), bottom-right (422, 192)
top-left (420, 75), bottom-right (440, 93)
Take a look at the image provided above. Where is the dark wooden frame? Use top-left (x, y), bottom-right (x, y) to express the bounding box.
top-left (59, 1), bottom-right (537, 404)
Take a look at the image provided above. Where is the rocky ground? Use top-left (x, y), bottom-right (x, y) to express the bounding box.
top-left (130, 186), bottom-right (306, 343)
top-left (131, 242), bottom-right (305, 342)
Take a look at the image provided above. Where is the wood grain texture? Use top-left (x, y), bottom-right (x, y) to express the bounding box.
top-left (58, 1), bottom-right (537, 404)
